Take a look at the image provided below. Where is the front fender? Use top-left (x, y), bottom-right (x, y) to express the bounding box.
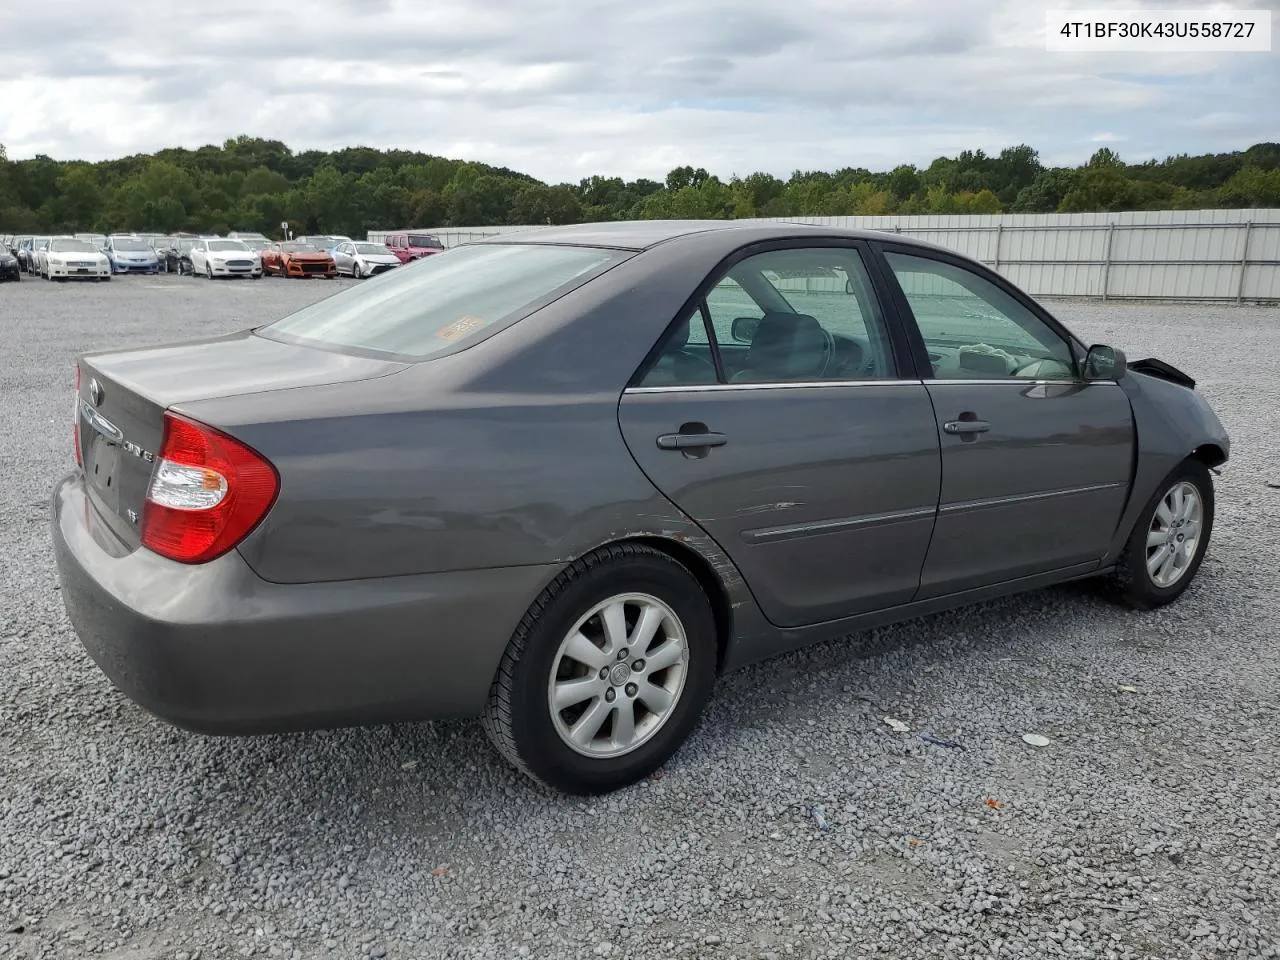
top-left (1102, 370), bottom-right (1230, 563)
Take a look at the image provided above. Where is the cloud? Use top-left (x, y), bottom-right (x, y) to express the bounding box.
top-left (0, 0), bottom-right (1274, 181)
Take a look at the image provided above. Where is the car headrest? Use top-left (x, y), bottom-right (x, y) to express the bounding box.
top-left (668, 315), bottom-right (691, 351)
top-left (742, 311), bottom-right (829, 379)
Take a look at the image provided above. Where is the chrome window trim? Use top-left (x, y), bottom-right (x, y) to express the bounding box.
top-left (927, 378), bottom-right (1120, 386)
top-left (625, 379), bottom-right (925, 395)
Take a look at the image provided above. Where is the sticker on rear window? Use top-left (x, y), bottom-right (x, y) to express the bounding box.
top-left (435, 316), bottom-right (487, 342)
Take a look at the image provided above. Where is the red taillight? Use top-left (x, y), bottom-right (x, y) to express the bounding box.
top-left (73, 365), bottom-right (83, 467)
top-left (140, 412), bottom-right (279, 564)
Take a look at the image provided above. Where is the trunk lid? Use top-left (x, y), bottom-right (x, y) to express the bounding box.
top-left (77, 329), bottom-right (403, 548)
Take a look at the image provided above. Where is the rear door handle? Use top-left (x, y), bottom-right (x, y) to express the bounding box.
top-left (942, 420), bottom-right (990, 435)
top-left (656, 431), bottom-right (728, 450)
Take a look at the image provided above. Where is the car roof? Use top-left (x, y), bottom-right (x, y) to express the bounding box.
top-left (475, 219), bottom-right (952, 254)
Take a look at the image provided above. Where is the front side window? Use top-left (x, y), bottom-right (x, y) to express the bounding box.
top-left (259, 243), bottom-right (625, 360)
top-left (884, 252), bottom-right (1076, 380)
top-left (639, 246), bottom-right (896, 387)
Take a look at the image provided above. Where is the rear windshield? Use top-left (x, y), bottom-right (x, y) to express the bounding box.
top-left (259, 243), bottom-right (624, 360)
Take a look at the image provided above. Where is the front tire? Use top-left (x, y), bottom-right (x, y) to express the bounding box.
top-left (1111, 459), bottom-right (1214, 609)
top-left (482, 544), bottom-right (717, 794)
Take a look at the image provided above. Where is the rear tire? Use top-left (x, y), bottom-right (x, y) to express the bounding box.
top-left (1110, 458), bottom-right (1214, 609)
top-left (482, 544), bottom-right (717, 794)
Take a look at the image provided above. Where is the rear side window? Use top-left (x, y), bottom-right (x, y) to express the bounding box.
top-left (259, 243), bottom-right (625, 360)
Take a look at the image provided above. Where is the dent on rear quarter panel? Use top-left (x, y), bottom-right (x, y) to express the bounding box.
top-left (1102, 371), bottom-right (1230, 562)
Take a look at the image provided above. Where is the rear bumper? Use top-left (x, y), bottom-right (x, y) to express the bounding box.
top-left (51, 472), bottom-right (555, 734)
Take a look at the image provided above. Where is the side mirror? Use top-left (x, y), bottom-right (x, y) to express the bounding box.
top-left (731, 316), bottom-right (761, 343)
top-left (1083, 344), bottom-right (1128, 381)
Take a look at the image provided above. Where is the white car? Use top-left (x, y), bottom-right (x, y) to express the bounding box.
top-left (189, 239), bottom-right (262, 279)
top-left (331, 241), bottom-right (402, 279)
top-left (41, 237), bottom-right (111, 281)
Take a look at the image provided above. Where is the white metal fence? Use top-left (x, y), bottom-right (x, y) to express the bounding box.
top-left (370, 209), bottom-right (1280, 303)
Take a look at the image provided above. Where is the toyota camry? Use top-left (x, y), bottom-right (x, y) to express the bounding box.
top-left (52, 221), bottom-right (1229, 794)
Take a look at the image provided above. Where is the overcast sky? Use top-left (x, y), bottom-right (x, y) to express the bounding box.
top-left (1, 0), bottom-right (1275, 182)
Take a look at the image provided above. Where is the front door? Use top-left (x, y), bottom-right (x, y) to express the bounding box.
top-left (618, 242), bottom-right (941, 628)
top-left (878, 247), bottom-right (1136, 597)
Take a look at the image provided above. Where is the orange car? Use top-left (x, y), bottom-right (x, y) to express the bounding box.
top-left (261, 241), bottom-right (337, 279)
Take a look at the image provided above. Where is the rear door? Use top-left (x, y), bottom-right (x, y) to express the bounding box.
top-left (618, 241), bottom-right (941, 629)
top-left (875, 244), bottom-right (1135, 597)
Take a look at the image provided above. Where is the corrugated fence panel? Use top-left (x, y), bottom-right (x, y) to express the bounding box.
top-left (362, 211), bottom-right (1280, 301)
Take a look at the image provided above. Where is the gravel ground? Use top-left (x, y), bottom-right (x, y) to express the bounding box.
top-left (1, 274), bottom-right (1278, 960)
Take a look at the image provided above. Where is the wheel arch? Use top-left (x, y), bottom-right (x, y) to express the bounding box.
top-left (1192, 442), bottom-right (1227, 469)
top-left (596, 534), bottom-right (736, 673)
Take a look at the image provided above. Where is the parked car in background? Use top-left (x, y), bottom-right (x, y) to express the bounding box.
top-left (157, 237), bottom-right (199, 275)
top-left (48, 221), bottom-right (1231, 794)
top-left (103, 236), bottom-right (162, 275)
top-left (0, 249), bottom-right (20, 282)
top-left (296, 235), bottom-right (347, 253)
top-left (75, 233), bottom-right (107, 248)
top-left (21, 237), bottom-right (50, 274)
top-left (10, 235), bottom-right (31, 257)
top-left (40, 237), bottom-right (111, 281)
top-left (331, 241), bottom-right (401, 279)
top-left (240, 238), bottom-right (270, 254)
top-left (189, 238), bottom-right (262, 279)
top-left (35, 236), bottom-right (73, 276)
top-left (384, 231), bottom-right (445, 263)
top-left (228, 231), bottom-right (269, 241)
top-left (261, 240), bottom-right (336, 278)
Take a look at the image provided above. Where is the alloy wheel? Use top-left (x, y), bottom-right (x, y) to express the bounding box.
top-left (547, 593), bottom-right (690, 759)
top-left (1146, 480), bottom-right (1203, 588)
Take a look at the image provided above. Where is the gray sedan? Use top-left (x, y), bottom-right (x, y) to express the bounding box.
top-left (52, 221), bottom-right (1229, 794)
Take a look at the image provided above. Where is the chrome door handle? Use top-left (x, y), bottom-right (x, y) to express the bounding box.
top-left (656, 431), bottom-right (728, 450)
top-left (943, 420), bottom-right (990, 435)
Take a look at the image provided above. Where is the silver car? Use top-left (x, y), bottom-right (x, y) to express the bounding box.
top-left (331, 241), bottom-right (401, 278)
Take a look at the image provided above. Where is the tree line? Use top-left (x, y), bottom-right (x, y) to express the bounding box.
top-left (1, 136), bottom-right (1278, 239)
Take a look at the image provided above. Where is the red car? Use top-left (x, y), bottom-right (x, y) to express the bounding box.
top-left (261, 241), bottom-right (337, 279)
top-left (384, 232), bottom-right (445, 263)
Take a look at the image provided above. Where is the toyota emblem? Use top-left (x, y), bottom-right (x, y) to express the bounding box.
top-left (89, 378), bottom-right (104, 407)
